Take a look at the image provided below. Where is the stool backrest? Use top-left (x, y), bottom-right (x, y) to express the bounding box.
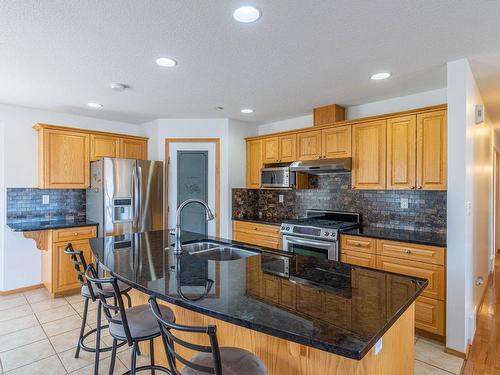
top-left (149, 297), bottom-right (222, 375)
top-left (64, 243), bottom-right (94, 299)
top-left (85, 264), bottom-right (134, 346)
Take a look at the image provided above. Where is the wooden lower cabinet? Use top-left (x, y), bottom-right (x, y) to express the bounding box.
top-left (246, 256), bottom-right (262, 297)
top-left (341, 249), bottom-right (377, 268)
top-left (232, 221), bottom-right (281, 249)
top-left (262, 274), bottom-right (280, 304)
top-left (296, 284), bottom-right (325, 319)
top-left (279, 279), bottom-right (296, 309)
top-left (415, 296), bottom-right (445, 336)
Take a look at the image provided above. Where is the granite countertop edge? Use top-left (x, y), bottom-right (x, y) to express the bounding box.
top-left (7, 219), bottom-right (99, 232)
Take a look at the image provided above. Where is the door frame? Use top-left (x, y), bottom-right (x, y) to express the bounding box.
top-left (165, 138), bottom-right (220, 236)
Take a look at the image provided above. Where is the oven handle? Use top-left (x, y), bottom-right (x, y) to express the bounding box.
top-left (284, 236), bottom-right (334, 249)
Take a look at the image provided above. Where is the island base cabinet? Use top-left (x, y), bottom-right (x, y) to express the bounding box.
top-left (129, 289), bottom-right (415, 375)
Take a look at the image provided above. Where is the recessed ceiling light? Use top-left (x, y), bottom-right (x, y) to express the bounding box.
top-left (233, 6), bottom-right (261, 23)
top-left (241, 108), bottom-right (254, 114)
top-left (215, 106), bottom-right (224, 111)
top-left (156, 57), bottom-right (177, 67)
top-left (371, 72), bottom-right (391, 80)
top-left (87, 102), bottom-right (102, 109)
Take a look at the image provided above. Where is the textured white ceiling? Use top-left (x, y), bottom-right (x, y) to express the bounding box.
top-left (1, 1), bottom-right (500, 124)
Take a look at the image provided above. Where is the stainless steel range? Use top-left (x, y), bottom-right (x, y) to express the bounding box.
top-left (281, 210), bottom-right (360, 261)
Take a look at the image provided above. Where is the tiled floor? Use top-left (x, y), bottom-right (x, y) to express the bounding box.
top-left (0, 288), bottom-right (464, 374)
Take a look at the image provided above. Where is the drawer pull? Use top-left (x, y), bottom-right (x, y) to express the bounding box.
top-left (74, 232), bottom-right (78, 236)
top-left (403, 249), bottom-right (412, 254)
top-left (353, 242), bottom-right (361, 246)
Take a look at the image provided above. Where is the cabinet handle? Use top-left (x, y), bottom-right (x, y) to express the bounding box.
top-left (402, 249), bottom-right (412, 254)
top-left (74, 232), bottom-right (78, 236)
top-left (353, 242), bottom-right (361, 246)
top-left (417, 186), bottom-right (422, 190)
top-left (410, 186), bottom-right (415, 190)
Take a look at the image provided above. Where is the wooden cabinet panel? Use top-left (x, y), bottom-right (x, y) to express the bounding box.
top-left (323, 293), bottom-right (351, 329)
top-left (417, 110), bottom-right (447, 190)
top-left (53, 239), bottom-right (92, 293)
top-left (341, 235), bottom-right (376, 254)
top-left (387, 115), bottom-right (417, 190)
top-left (279, 279), bottom-right (296, 309)
top-left (322, 126), bottom-right (351, 158)
top-left (279, 135), bottom-right (296, 163)
top-left (233, 231), bottom-right (280, 249)
top-left (40, 129), bottom-right (90, 188)
top-left (297, 130), bottom-right (322, 161)
top-left (297, 284), bottom-right (324, 318)
top-left (352, 120), bottom-right (387, 189)
top-left (262, 274), bottom-right (280, 303)
top-left (120, 138), bottom-right (147, 159)
top-left (53, 226), bottom-right (97, 243)
top-left (415, 296), bottom-right (445, 336)
top-left (246, 139), bottom-right (262, 188)
top-left (233, 221), bottom-right (281, 249)
top-left (90, 134), bottom-right (120, 161)
top-left (262, 137), bottom-right (280, 163)
top-left (233, 221), bottom-right (281, 236)
top-left (246, 256), bottom-right (262, 297)
top-left (377, 256), bottom-right (444, 300)
top-left (386, 274), bottom-right (418, 316)
top-left (341, 250), bottom-right (377, 268)
top-left (377, 240), bottom-right (445, 266)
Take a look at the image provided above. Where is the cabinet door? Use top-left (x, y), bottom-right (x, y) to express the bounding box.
top-left (415, 296), bottom-right (445, 336)
top-left (323, 293), bottom-right (351, 329)
top-left (246, 256), bottom-right (262, 297)
top-left (262, 274), bottom-right (280, 303)
top-left (416, 111), bottom-right (447, 190)
top-left (262, 137), bottom-right (279, 163)
top-left (297, 284), bottom-right (324, 318)
top-left (352, 120), bottom-right (386, 189)
top-left (246, 140), bottom-right (263, 188)
top-left (279, 279), bottom-right (296, 309)
top-left (387, 115), bottom-right (416, 190)
top-left (90, 134), bottom-right (120, 161)
top-left (120, 138), bottom-right (148, 160)
top-left (53, 239), bottom-right (92, 294)
top-left (322, 126), bottom-right (351, 158)
top-left (377, 256), bottom-right (444, 300)
top-left (279, 134), bottom-right (297, 163)
top-left (340, 250), bottom-right (377, 268)
top-left (297, 130), bottom-right (322, 161)
top-left (41, 129), bottom-right (90, 188)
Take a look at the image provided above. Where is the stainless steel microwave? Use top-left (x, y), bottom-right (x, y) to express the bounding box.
top-left (261, 167), bottom-right (295, 188)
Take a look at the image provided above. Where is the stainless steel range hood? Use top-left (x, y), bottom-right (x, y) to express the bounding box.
top-left (289, 157), bottom-right (351, 175)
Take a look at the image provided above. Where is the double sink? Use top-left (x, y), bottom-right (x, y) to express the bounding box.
top-left (180, 241), bottom-right (258, 261)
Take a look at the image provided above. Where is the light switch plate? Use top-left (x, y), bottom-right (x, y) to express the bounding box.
top-left (278, 194), bottom-right (284, 203)
top-left (400, 197), bottom-right (409, 209)
top-left (42, 195), bottom-right (50, 205)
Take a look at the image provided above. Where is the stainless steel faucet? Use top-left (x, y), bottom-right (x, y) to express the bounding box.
top-left (173, 199), bottom-right (215, 254)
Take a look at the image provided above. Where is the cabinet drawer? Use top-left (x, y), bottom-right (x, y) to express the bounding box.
top-left (415, 296), bottom-right (445, 336)
top-left (341, 235), bottom-right (376, 254)
top-left (341, 249), bottom-right (376, 268)
top-left (377, 256), bottom-right (444, 300)
top-left (233, 231), bottom-right (280, 250)
top-left (377, 240), bottom-right (445, 265)
top-left (233, 221), bottom-right (281, 237)
top-left (53, 226), bottom-right (97, 242)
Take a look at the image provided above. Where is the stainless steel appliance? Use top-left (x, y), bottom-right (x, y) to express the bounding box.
top-left (86, 157), bottom-right (163, 237)
top-left (260, 251), bottom-right (292, 278)
top-left (281, 210), bottom-right (359, 261)
top-left (289, 157), bottom-right (351, 174)
top-left (261, 166), bottom-right (295, 188)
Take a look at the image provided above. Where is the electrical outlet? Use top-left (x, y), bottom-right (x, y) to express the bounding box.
top-left (279, 194), bottom-right (284, 203)
top-left (42, 195), bottom-right (50, 205)
top-left (400, 197), bottom-right (409, 209)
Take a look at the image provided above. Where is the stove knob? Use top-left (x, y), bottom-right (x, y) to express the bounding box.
top-left (281, 226), bottom-right (285, 230)
top-left (286, 227), bottom-right (290, 231)
top-left (324, 232), bottom-right (329, 236)
top-left (331, 233), bottom-right (335, 237)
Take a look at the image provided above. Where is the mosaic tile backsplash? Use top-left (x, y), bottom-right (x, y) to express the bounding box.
top-left (7, 188), bottom-right (86, 222)
top-left (232, 174), bottom-right (447, 233)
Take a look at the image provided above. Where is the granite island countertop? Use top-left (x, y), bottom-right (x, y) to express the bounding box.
top-left (89, 229), bottom-right (427, 360)
top-left (7, 217), bottom-right (98, 232)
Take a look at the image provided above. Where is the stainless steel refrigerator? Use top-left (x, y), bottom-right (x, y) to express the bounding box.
top-left (86, 158), bottom-right (163, 237)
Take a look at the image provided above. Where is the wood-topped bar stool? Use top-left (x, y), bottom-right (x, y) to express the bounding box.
top-left (149, 297), bottom-right (268, 375)
top-left (64, 244), bottom-right (131, 375)
top-left (85, 264), bottom-right (175, 375)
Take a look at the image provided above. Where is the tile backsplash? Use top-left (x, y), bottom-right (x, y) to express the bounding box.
top-left (7, 188), bottom-right (86, 222)
top-left (232, 174), bottom-right (447, 233)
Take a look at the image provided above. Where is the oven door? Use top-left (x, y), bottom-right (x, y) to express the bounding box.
top-left (261, 167), bottom-right (291, 188)
top-left (282, 235), bottom-right (338, 261)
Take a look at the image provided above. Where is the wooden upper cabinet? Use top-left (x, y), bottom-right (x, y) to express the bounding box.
top-left (417, 111), bottom-right (447, 190)
top-left (120, 138), bottom-right (148, 159)
top-left (297, 130), bottom-right (322, 161)
top-left (386, 115), bottom-right (417, 190)
top-left (37, 127), bottom-right (90, 189)
top-left (322, 125), bottom-right (351, 159)
top-left (246, 139), bottom-right (262, 188)
top-left (262, 137), bottom-right (279, 163)
top-left (352, 120), bottom-right (387, 189)
top-left (90, 134), bottom-right (120, 161)
top-left (279, 134), bottom-right (297, 162)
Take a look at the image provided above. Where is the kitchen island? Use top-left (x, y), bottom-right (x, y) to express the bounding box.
top-left (89, 230), bottom-right (427, 375)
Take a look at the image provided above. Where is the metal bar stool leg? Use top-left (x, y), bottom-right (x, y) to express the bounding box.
top-left (108, 339), bottom-right (117, 375)
top-left (75, 297), bottom-right (89, 358)
top-left (150, 338), bottom-right (155, 375)
top-left (130, 342), bottom-right (138, 375)
top-left (94, 301), bottom-right (102, 375)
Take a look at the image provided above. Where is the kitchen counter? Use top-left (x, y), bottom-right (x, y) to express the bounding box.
top-left (89, 229), bottom-right (427, 361)
top-left (231, 216), bottom-right (283, 226)
top-left (7, 217), bottom-right (98, 232)
top-left (342, 226), bottom-right (446, 247)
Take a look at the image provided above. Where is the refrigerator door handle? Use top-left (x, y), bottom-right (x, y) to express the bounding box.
top-left (132, 163), bottom-right (140, 232)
